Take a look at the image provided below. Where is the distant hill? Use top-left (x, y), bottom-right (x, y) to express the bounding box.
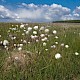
top-left (53, 20), bottom-right (80, 23)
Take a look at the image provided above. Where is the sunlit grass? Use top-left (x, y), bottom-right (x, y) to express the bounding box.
top-left (0, 23), bottom-right (80, 80)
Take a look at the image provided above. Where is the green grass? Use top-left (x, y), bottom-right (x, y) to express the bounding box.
top-left (0, 23), bottom-right (80, 80)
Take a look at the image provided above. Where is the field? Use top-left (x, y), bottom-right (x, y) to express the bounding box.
top-left (0, 22), bottom-right (80, 80)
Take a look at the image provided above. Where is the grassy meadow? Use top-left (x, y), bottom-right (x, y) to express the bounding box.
top-left (0, 22), bottom-right (80, 80)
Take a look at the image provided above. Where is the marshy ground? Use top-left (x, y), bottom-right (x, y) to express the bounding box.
top-left (0, 22), bottom-right (80, 80)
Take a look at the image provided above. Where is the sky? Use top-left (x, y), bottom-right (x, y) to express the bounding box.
top-left (0, 0), bottom-right (80, 22)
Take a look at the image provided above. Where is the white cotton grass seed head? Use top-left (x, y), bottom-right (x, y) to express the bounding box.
top-left (41, 37), bottom-right (48, 42)
top-left (24, 30), bottom-right (26, 32)
top-left (11, 36), bottom-right (16, 40)
top-left (12, 28), bottom-right (16, 31)
top-left (33, 31), bottom-right (37, 35)
top-left (41, 38), bottom-right (45, 42)
top-left (0, 41), bottom-right (3, 44)
top-left (44, 37), bottom-right (48, 40)
top-left (51, 45), bottom-right (56, 48)
top-left (45, 49), bottom-right (48, 51)
top-left (20, 24), bottom-right (24, 28)
top-left (23, 40), bottom-right (27, 43)
top-left (21, 39), bottom-right (23, 41)
top-left (28, 42), bottom-right (30, 44)
top-left (7, 30), bottom-right (10, 33)
top-left (55, 36), bottom-right (58, 39)
top-left (16, 24), bottom-right (18, 27)
top-left (6, 47), bottom-right (9, 50)
top-left (45, 34), bottom-right (48, 36)
top-left (74, 32), bottom-right (76, 34)
top-left (45, 29), bottom-right (49, 33)
top-left (42, 37), bottom-right (48, 41)
top-left (0, 35), bottom-right (1, 37)
top-left (43, 42), bottom-right (47, 46)
top-left (14, 36), bottom-right (16, 39)
top-left (31, 35), bottom-right (35, 39)
top-left (75, 52), bottom-right (79, 55)
top-left (40, 34), bottom-right (45, 37)
top-left (25, 31), bottom-right (29, 34)
top-left (17, 44), bottom-right (20, 47)
top-left (27, 27), bottom-right (32, 31)
top-left (14, 44), bottom-right (17, 47)
top-left (24, 54), bottom-right (26, 58)
top-left (26, 23), bottom-right (28, 25)
top-left (39, 26), bottom-right (45, 31)
top-left (9, 56), bottom-right (11, 59)
top-left (61, 43), bottom-right (64, 47)
top-left (19, 44), bottom-right (23, 47)
top-left (12, 25), bottom-right (14, 26)
top-left (34, 35), bottom-right (38, 38)
top-left (48, 35), bottom-right (50, 37)
top-left (55, 53), bottom-right (62, 59)
top-left (65, 45), bottom-right (69, 48)
top-left (55, 42), bottom-right (58, 44)
top-left (36, 39), bottom-right (39, 42)
top-left (22, 33), bottom-right (25, 36)
top-left (4, 45), bottom-right (7, 48)
top-left (15, 56), bottom-right (19, 60)
top-left (34, 26), bottom-right (38, 30)
top-left (18, 47), bottom-right (22, 51)
top-left (53, 30), bottom-right (57, 34)
top-left (3, 40), bottom-right (9, 46)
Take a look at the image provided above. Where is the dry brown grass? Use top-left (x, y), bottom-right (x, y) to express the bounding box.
top-left (3, 50), bottom-right (37, 71)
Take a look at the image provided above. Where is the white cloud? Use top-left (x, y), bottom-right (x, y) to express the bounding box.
top-left (72, 6), bottom-right (80, 20)
top-left (73, 13), bottom-right (79, 17)
top-left (61, 14), bottom-right (73, 20)
top-left (0, 3), bottom-right (80, 22)
top-left (0, 5), bottom-right (20, 22)
top-left (73, 6), bottom-right (80, 14)
top-left (15, 3), bottom-right (71, 22)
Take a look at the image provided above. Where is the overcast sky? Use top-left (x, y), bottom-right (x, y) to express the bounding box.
top-left (0, 0), bottom-right (80, 22)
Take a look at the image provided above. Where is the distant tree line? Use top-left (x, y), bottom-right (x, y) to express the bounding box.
top-left (53, 20), bottom-right (80, 23)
